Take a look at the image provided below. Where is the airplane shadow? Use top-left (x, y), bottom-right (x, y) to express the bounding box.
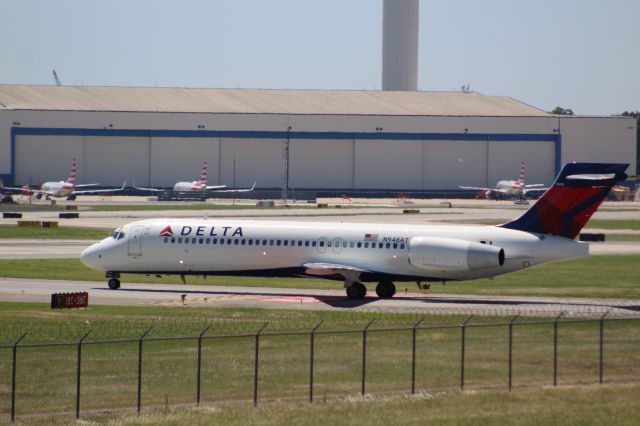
top-left (91, 287), bottom-right (640, 312)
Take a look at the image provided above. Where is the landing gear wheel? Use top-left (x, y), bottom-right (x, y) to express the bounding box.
top-left (67, 194), bottom-right (77, 201)
top-left (346, 282), bottom-right (367, 299)
top-left (108, 278), bottom-right (121, 290)
top-left (375, 281), bottom-right (396, 299)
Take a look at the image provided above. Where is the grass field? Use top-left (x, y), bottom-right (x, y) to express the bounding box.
top-left (46, 384), bottom-right (640, 426)
top-left (1, 302), bottom-right (639, 423)
top-left (1, 254), bottom-right (639, 299)
top-left (0, 224), bottom-right (110, 239)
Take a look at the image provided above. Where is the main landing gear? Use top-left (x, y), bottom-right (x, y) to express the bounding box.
top-left (345, 281), bottom-right (397, 300)
top-left (106, 272), bottom-right (121, 289)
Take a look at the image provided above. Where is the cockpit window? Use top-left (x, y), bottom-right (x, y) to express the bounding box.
top-left (111, 229), bottom-right (125, 240)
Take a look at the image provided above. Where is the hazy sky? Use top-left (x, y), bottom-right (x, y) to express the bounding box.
top-left (1, 0), bottom-right (638, 115)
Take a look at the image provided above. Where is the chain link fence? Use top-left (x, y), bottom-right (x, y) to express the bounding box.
top-left (1, 314), bottom-right (640, 422)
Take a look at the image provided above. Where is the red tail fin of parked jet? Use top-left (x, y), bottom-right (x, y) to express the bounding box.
top-left (500, 162), bottom-right (629, 239)
top-left (199, 162), bottom-right (208, 186)
top-left (66, 158), bottom-right (77, 185)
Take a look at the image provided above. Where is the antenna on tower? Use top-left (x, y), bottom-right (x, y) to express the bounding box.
top-left (52, 69), bottom-right (62, 86)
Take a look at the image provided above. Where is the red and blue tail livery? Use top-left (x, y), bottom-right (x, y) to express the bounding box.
top-left (500, 163), bottom-right (629, 239)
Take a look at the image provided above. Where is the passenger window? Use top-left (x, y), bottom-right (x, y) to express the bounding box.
top-left (284, 240), bottom-right (289, 246)
top-left (400, 243), bottom-right (405, 249)
top-left (364, 242), bottom-right (368, 248)
top-left (234, 239), bottom-right (239, 245)
top-left (349, 242), bottom-right (354, 248)
top-left (343, 241), bottom-right (347, 248)
top-left (270, 240), bottom-right (274, 246)
top-left (393, 243), bottom-right (397, 249)
top-left (241, 239), bottom-right (246, 245)
top-left (206, 238), bottom-right (210, 244)
top-left (319, 241), bottom-right (325, 247)
top-left (178, 238), bottom-right (183, 243)
top-left (227, 239), bottom-right (232, 244)
top-left (312, 241), bottom-right (317, 247)
top-left (298, 241), bottom-right (302, 247)
top-left (386, 243), bottom-right (390, 249)
top-left (185, 238), bottom-right (190, 244)
top-left (199, 238), bottom-right (204, 244)
top-left (327, 241), bottom-right (332, 248)
top-left (277, 240), bottom-right (281, 246)
top-left (213, 238), bottom-right (217, 244)
top-left (220, 239), bottom-right (224, 245)
top-left (249, 239), bottom-right (253, 245)
top-left (191, 238), bottom-right (196, 244)
top-left (357, 242), bottom-right (362, 248)
top-left (305, 241), bottom-right (310, 247)
top-left (171, 237), bottom-right (176, 243)
top-left (263, 240), bottom-right (268, 245)
top-left (163, 237), bottom-right (168, 243)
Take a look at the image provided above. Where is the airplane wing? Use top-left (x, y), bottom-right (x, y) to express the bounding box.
top-left (459, 186), bottom-right (491, 191)
top-left (523, 184), bottom-right (545, 188)
top-left (205, 184), bottom-right (227, 190)
top-left (303, 262), bottom-right (369, 282)
top-left (74, 183), bottom-right (101, 188)
top-left (0, 184), bottom-right (34, 195)
top-left (74, 181), bottom-right (127, 195)
top-left (132, 182), bottom-right (164, 192)
top-left (522, 187), bottom-right (548, 195)
top-left (211, 182), bottom-right (256, 193)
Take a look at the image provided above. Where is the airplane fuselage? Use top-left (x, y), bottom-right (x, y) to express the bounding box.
top-left (81, 219), bottom-right (587, 284)
top-left (39, 181), bottom-right (74, 197)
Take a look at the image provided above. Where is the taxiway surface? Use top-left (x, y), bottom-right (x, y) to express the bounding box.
top-left (1, 277), bottom-right (638, 318)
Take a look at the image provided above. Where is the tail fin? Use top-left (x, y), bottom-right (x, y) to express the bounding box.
top-left (516, 161), bottom-right (525, 186)
top-left (199, 162), bottom-right (208, 185)
top-left (66, 158), bottom-right (77, 185)
top-left (500, 162), bottom-right (628, 239)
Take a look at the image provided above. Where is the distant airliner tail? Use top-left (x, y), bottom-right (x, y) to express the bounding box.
top-left (199, 162), bottom-right (208, 185)
top-left (499, 162), bottom-right (628, 239)
top-left (66, 158), bottom-right (77, 185)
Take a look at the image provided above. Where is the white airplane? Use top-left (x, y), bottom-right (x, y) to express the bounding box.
top-left (1, 158), bottom-right (126, 200)
top-left (133, 161), bottom-right (256, 193)
top-left (81, 163), bottom-right (628, 299)
top-left (460, 161), bottom-right (547, 201)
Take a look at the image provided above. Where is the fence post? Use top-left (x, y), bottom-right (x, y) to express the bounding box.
top-left (309, 320), bottom-right (323, 403)
top-left (508, 315), bottom-right (519, 391)
top-left (599, 310), bottom-right (610, 385)
top-left (411, 317), bottom-right (425, 394)
top-left (75, 331), bottom-right (91, 419)
top-left (137, 327), bottom-right (153, 415)
top-left (460, 316), bottom-right (473, 391)
top-left (553, 312), bottom-right (565, 386)
top-left (361, 320), bottom-right (375, 396)
top-left (10, 333), bottom-right (27, 423)
top-left (253, 322), bottom-right (268, 407)
top-left (196, 324), bottom-right (212, 406)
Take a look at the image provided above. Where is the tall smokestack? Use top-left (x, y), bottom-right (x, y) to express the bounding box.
top-left (382, 0), bottom-right (419, 91)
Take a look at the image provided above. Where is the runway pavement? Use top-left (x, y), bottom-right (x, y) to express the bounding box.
top-left (1, 277), bottom-right (639, 318)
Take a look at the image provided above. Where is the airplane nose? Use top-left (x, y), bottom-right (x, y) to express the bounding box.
top-left (80, 243), bottom-right (103, 271)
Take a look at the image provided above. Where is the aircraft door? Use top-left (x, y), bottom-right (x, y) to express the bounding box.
top-left (332, 238), bottom-right (343, 254)
top-left (128, 225), bottom-right (143, 256)
top-left (317, 237), bottom-right (327, 253)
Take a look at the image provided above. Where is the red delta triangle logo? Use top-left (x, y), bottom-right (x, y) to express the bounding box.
top-left (159, 226), bottom-right (174, 237)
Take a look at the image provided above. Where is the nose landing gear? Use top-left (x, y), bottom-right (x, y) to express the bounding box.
top-left (106, 272), bottom-right (121, 290)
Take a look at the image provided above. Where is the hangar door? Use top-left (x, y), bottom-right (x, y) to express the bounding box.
top-left (219, 138), bottom-right (283, 187)
top-left (423, 140), bottom-right (488, 189)
top-left (149, 137), bottom-right (220, 187)
top-left (84, 136), bottom-right (150, 186)
top-left (290, 139), bottom-right (354, 188)
top-left (14, 135), bottom-right (84, 185)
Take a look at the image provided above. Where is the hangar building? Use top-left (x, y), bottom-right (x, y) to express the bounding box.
top-left (0, 85), bottom-right (636, 192)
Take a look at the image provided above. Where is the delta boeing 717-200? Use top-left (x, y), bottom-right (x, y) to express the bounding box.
top-left (81, 163), bottom-right (628, 299)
